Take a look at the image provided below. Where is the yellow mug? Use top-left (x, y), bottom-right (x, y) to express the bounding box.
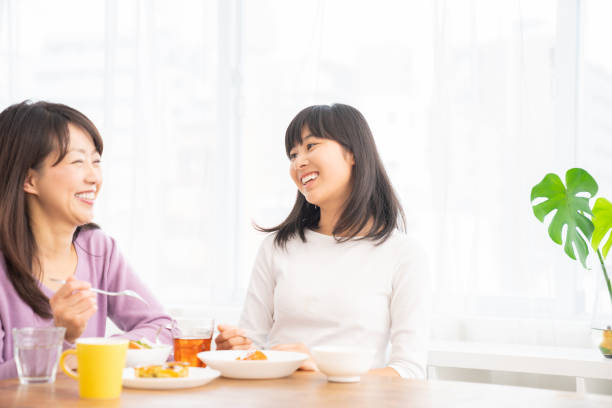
top-left (60, 338), bottom-right (128, 399)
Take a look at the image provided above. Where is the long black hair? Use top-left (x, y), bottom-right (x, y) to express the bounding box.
top-left (0, 101), bottom-right (102, 318)
top-left (259, 103), bottom-right (405, 248)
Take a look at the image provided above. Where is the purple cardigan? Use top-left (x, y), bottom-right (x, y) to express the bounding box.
top-left (0, 228), bottom-right (174, 379)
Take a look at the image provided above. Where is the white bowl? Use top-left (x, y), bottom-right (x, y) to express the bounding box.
top-left (125, 345), bottom-right (172, 368)
top-left (197, 350), bottom-right (308, 379)
top-left (311, 346), bottom-right (376, 382)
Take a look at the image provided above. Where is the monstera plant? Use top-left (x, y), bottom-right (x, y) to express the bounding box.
top-left (531, 168), bottom-right (612, 357)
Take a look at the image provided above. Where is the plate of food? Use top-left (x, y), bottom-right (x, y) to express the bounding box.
top-left (197, 350), bottom-right (308, 379)
top-left (122, 362), bottom-right (220, 390)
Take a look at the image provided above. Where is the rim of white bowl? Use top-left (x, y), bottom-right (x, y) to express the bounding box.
top-left (311, 346), bottom-right (377, 354)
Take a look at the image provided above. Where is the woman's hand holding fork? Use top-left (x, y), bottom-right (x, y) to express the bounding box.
top-left (49, 276), bottom-right (97, 343)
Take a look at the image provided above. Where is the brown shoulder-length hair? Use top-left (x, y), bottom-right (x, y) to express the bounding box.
top-left (0, 100), bottom-right (103, 319)
top-left (258, 103), bottom-right (405, 248)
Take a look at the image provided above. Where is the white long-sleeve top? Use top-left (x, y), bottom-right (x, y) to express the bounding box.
top-left (239, 229), bottom-right (431, 379)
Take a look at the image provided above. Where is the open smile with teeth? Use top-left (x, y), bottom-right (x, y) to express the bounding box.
top-left (301, 172), bottom-right (319, 185)
top-left (75, 192), bottom-right (95, 201)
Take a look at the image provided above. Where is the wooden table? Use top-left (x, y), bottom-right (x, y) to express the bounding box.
top-left (2, 371), bottom-right (612, 407)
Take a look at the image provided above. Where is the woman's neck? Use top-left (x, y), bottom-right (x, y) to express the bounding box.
top-left (29, 212), bottom-right (76, 271)
top-left (317, 208), bottom-right (338, 236)
top-left (317, 205), bottom-right (373, 237)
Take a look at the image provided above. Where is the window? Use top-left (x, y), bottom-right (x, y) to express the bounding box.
top-left (2, 0), bottom-right (610, 341)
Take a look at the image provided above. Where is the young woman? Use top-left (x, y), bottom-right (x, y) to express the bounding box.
top-left (0, 101), bottom-right (174, 379)
top-left (216, 104), bottom-right (431, 378)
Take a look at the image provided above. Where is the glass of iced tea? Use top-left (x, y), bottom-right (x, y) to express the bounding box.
top-left (172, 317), bottom-right (215, 367)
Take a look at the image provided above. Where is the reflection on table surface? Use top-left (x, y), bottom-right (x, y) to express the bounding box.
top-left (2, 370), bottom-right (612, 408)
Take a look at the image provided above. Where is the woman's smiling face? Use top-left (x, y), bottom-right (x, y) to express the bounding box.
top-left (24, 123), bottom-right (102, 228)
top-left (289, 126), bottom-right (354, 210)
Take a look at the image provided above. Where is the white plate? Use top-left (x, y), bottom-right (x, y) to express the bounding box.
top-left (122, 367), bottom-right (220, 390)
top-left (198, 350), bottom-right (308, 379)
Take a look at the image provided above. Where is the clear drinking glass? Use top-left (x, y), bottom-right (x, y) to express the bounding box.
top-left (12, 327), bottom-right (66, 384)
top-left (173, 317), bottom-right (215, 367)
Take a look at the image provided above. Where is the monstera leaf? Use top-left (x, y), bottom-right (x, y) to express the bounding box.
top-left (592, 197), bottom-right (612, 259)
top-left (531, 168), bottom-right (598, 267)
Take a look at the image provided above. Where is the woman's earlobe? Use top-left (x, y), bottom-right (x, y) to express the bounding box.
top-left (23, 170), bottom-right (38, 195)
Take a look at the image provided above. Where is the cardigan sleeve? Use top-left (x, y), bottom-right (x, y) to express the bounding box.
top-left (0, 322), bottom-right (18, 380)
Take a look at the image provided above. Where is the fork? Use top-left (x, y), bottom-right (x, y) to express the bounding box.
top-left (49, 278), bottom-right (149, 305)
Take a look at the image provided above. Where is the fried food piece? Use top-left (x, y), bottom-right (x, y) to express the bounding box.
top-left (135, 362), bottom-right (189, 378)
top-left (236, 350), bottom-right (267, 361)
top-left (129, 340), bottom-right (152, 349)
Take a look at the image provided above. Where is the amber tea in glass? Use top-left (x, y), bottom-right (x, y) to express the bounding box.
top-left (172, 317), bottom-right (214, 367)
top-left (173, 337), bottom-right (212, 367)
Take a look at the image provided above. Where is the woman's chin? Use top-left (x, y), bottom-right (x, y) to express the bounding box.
top-left (74, 214), bottom-right (95, 227)
top-left (303, 193), bottom-right (320, 207)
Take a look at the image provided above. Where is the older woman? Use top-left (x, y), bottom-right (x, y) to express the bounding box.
top-left (0, 101), bottom-right (174, 379)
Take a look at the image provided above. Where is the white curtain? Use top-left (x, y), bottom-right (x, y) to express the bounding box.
top-left (431, 0), bottom-right (612, 346)
top-left (1, 0), bottom-right (610, 345)
top-left (0, 0), bottom-right (243, 311)
top-left (99, 0), bottom-right (243, 308)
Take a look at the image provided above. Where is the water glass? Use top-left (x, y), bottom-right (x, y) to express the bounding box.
top-left (12, 327), bottom-right (66, 384)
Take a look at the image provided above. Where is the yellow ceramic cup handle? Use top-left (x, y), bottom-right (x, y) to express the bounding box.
top-left (59, 349), bottom-right (79, 380)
